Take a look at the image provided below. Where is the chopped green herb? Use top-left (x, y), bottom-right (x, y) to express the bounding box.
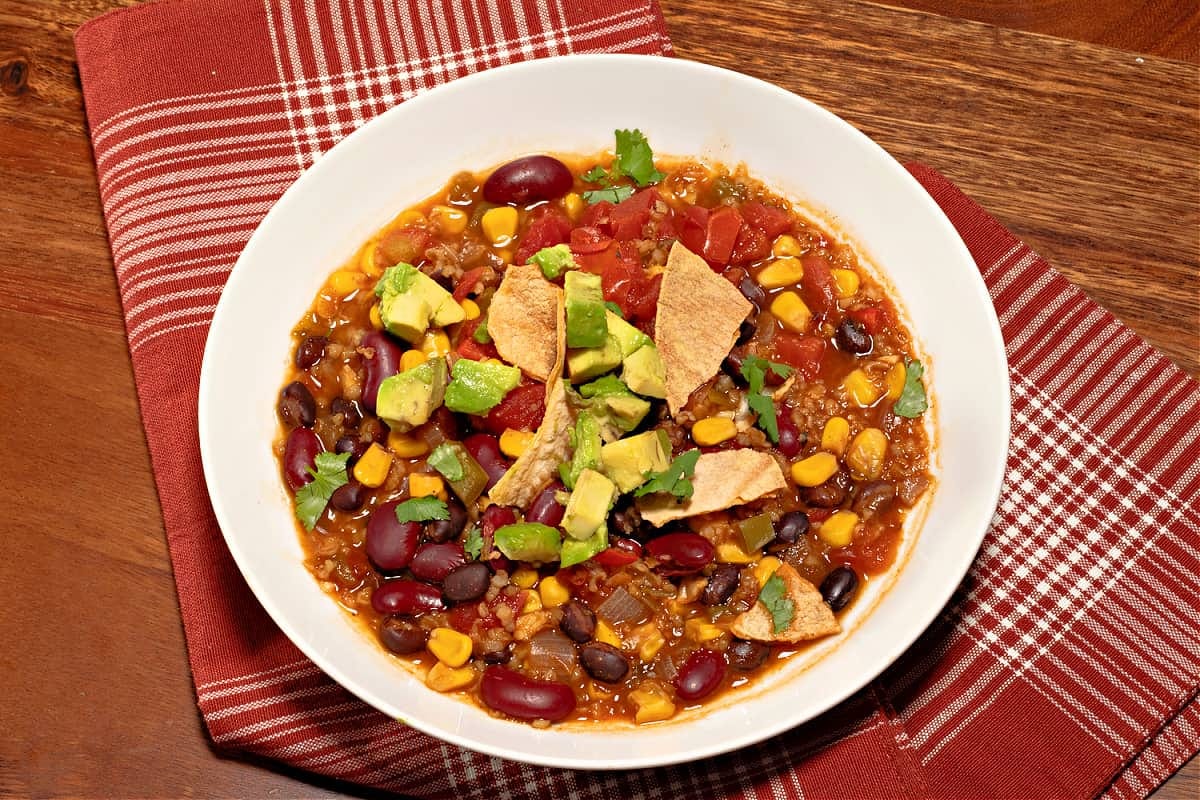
top-left (740, 355), bottom-right (794, 443)
top-left (374, 262), bottom-right (418, 298)
top-left (758, 573), bottom-right (795, 634)
top-left (426, 443), bottom-right (464, 482)
top-left (294, 452), bottom-right (351, 531)
top-left (394, 496), bottom-right (449, 523)
top-left (613, 129), bottom-right (665, 187)
top-left (740, 354), bottom-right (794, 391)
top-left (582, 165), bottom-right (608, 183)
top-left (473, 315), bottom-right (492, 344)
top-left (634, 448), bottom-right (700, 501)
top-left (583, 186), bottom-right (634, 205)
top-left (893, 359), bottom-right (928, 418)
top-left (527, 243), bottom-right (576, 279)
top-left (604, 301), bottom-right (625, 318)
top-left (463, 526), bottom-right (484, 560)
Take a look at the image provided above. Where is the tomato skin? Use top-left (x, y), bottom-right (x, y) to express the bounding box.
top-left (740, 200), bottom-right (792, 238)
top-left (580, 200), bottom-right (614, 232)
top-left (772, 331), bottom-right (826, 379)
top-left (479, 382), bottom-right (546, 434)
top-left (456, 317), bottom-right (499, 361)
top-left (598, 243), bottom-right (656, 323)
top-left (729, 223), bottom-right (770, 264)
top-left (453, 266), bottom-right (491, 302)
top-left (702, 205), bottom-right (743, 267)
top-left (848, 305), bottom-right (889, 334)
top-left (514, 206), bottom-right (572, 265)
top-left (609, 188), bottom-right (659, 241)
top-left (800, 254), bottom-right (837, 318)
top-left (592, 537), bottom-right (644, 569)
top-left (678, 205), bottom-right (708, 255)
top-left (570, 226), bottom-right (612, 255)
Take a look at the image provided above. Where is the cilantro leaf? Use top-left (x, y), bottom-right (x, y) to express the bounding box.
top-left (758, 573), bottom-right (795, 634)
top-left (583, 186), bottom-right (634, 205)
top-left (427, 444), bottom-right (464, 482)
top-left (473, 315), bottom-right (492, 344)
top-left (613, 129), bottom-right (665, 186)
top-left (394, 496), bottom-right (449, 523)
top-left (634, 448), bottom-right (700, 501)
top-left (739, 355), bottom-right (794, 444)
top-left (893, 359), bottom-right (928, 418)
top-left (604, 301), bottom-right (624, 318)
top-left (463, 526), bottom-right (484, 560)
top-left (294, 452), bottom-right (351, 531)
top-left (746, 392), bottom-right (781, 443)
top-left (582, 165), bottom-right (609, 183)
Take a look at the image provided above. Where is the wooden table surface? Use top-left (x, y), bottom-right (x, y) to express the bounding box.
top-left (1, 0), bottom-right (1196, 797)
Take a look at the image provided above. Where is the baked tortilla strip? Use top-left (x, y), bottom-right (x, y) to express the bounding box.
top-left (731, 562), bottom-right (840, 643)
top-left (487, 263), bottom-right (561, 381)
top-left (655, 242), bottom-right (752, 415)
top-left (636, 449), bottom-right (787, 526)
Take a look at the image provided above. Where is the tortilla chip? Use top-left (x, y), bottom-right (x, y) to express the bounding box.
top-left (636, 450), bottom-right (787, 526)
top-left (730, 563), bottom-right (841, 643)
top-left (655, 243), bottom-right (752, 414)
top-left (488, 263), bottom-right (561, 381)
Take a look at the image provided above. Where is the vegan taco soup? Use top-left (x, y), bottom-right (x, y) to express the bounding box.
top-left (274, 130), bottom-right (932, 726)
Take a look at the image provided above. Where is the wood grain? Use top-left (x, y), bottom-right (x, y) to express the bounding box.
top-left (0, 0), bottom-right (1195, 797)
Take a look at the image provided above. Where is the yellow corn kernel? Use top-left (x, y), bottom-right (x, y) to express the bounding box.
top-left (499, 428), bottom-right (535, 459)
top-left (756, 256), bottom-right (804, 289)
top-left (819, 510), bottom-right (860, 547)
top-left (843, 368), bottom-right (883, 407)
top-left (846, 428), bottom-right (889, 480)
top-left (511, 568), bottom-right (539, 589)
top-left (716, 540), bottom-right (756, 564)
top-left (328, 270), bottom-right (363, 297)
top-left (494, 247), bottom-right (514, 265)
top-left (400, 349), bottom-right (426, 372)
top-left (427, 627), bottom-right (473, 668)
top-left (521, 590), bottom-right (544, 614)
top-left (691, 416), bottom-right (737, 446)
top-left (387, 432), bottom-right (429, 458)
top-left (770, 291), bottom-right (813, 334)
top-left (831, 268), bottom-right (860, 299)
top-left (430, 205), bottom-right (468, 234)
top-left (397, 209), bottom-right (426, 227)
top-left (409, 473), bottom-right (444, 499)
top-left (772, 235), bottom-right (803, 257)
top-left (419, 330), bottom-right (451, 358)
top-left (821, 416), bottom-right (851, 457)
top-left (369, 304), bottom-right (384, 330)
top-left (790, 452), bottom-right (839, 487)
top-left (595, 619), bottom-right (621, 649)
top-left (481, 206), bottom-right (519, 247)
top-left (353, 444), bottom-right (393, 488)
top-left (539, 575), bottom-right (570, 608)
top-left (684, 618), bottom-right (725, 643)
top-left (563, 192), bottom-right (584, 221)
top-left (633, 623), bottom-right (665, 661)
top-left (629, 684), bottom-right (675, 724)
top-left (459, 297), bottom-right (481, 320)
top-left (752, 556), bottom-right (783, 588)
top-left (426, 661), bottom-right (476, 692)
top-left (885, 362), bottom-right (906, 402)
top-left (359, 242), bottom-right (384, 277)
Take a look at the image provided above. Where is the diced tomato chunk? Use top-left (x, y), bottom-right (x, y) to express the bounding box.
top-left (729, 223), bottom-right (770, 265)
top-left (771, 332), bottom-right (826, 379)
top-left (598, 243), bottom-right (657, 324)
top-left (514, 206), bottom-right (572, 265)
top-left (609, 188), bottom-right (659, 241)
top-left (702, 205), bottom-right (743, 267)
top-left (570, 226), bottom-right (612, 255)
top-left (800, 254), bottom-right (837, 318)
top-left (592, 537), bottom-right (644, 569)
top-left (456, 317), bottom-right (499, 361)
top-left (453, 266), bottom-right (491, 302)
top-left (580, 200), bottom-right (614, 232)
top-left (847, 305), bottom-right (889, 334)
top-left (678, 205), bottom-right (708, 255)
top-left (479, 382), bottom-right (546, 434)
top-left (375, 225), bottom-right (433, 267)
top-left (740, 200), bottom-right (792, 238)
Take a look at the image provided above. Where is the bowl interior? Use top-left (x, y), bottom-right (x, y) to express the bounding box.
top-left (198, 54), bottom-right (1009, 769)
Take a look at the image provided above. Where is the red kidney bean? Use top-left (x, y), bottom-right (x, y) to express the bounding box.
top-left (295, 335), bottom-right (327, 369)
top-left (819, 565), bottom-right (859, 612)
top-left (366, 501), bottom-right (421, 571)
top-left (409, 542), bottom-right (467, 582)
top-left (482, 155), bottom-right (573, 205)
top-left (776, 413), bottom-right (802, 458)
top-left (726, 639), bottom-right (770, 671)
top-left (463, 433), bottom-right (509, 490)
top-left (371, 579), bottom-right (443, 616)
top-left (329, 480), bottom-right (366, 512)
top-left (526, 482), bottom-right (566, 527)
top-left (646, 533), bottom-right (715, 575)
top-left (360, 331), bottom-right (403, 412)
top-left (442, 561), bottom-right (492, 603)
top-left (480, 666), bottom-right (576, 721)
top-left (378, 616), bottom-right (427, 654)
top-left (283, 427), bottom-right (322, 490)
top-left (674, 648), bottom-right (726, 701)
top-left (425, 497), bottom-right (468, 543)
top-left (579, 642), bottom-right (630, 683)
top-left (278, 381), bottom-right (316, 428)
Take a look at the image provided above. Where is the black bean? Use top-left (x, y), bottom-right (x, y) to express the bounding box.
top-left (738, 275), bottom-right (767, 309)
top-left (722, 348), bottom-right (749, 386)
top-left (425, 497), bottom-right (467, 543)
top-left (295, 335), bottom-right (328, 369)
top-left (774, 510), bottom-right (811, 544)
top-left (727, 639), bottom-right (770, 671)
top-left (834, 318), bottom-right (873, 356)
top-left (801, 468), bottom-right (852, 508)
top-left (819, 566), bottom-right (859, 612)
top-left (335, 435), bottom-right (370, 466)
top-left (736, 316), bottom-right (757, 346)
top-left (359, 416), bottom-right (390, 444)
top-left (329, 480), bottom-right (366, 512)
top-left (278, 381), bottom-right (316, 428)
top-left (330, 397), bottom-right (362, 428)
top-left (378, 616), bottom-right (426, 654)
top-left (482, 644), bottom-right (512, 665)
top-left (853, 480), bottom-right (897, 520)
top-left (579, 642), bottom-right (630, 683)
top-left (442, 562), bottom-right (492, 603)
top-left (559, 600), bottom-right (596, 643)
top-left (609, 501), bottom-right (646, 540)
top-left (702, 565), bottom-right (741, 606)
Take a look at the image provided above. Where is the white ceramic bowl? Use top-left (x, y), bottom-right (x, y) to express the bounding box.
top-left (199, 54), bottom-right (1009, 770)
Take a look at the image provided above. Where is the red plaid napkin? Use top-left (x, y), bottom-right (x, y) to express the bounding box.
top-left (76, 2), bottom-right (1199, 797)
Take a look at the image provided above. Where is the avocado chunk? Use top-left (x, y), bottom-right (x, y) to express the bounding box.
top-left (560, 525), bottom-right (609, 568)
top-left (567, 334), bottom-right (623, 382)
top-left (527, 243), bottom-right (576, 280)
top-left (493, 522), bottom-right (562, 563)
top-left (605, 310), bottom-right (652, 358)
top-left (578, 375), bottom-right (651, 434)
top-left (621, 344), bottom-right (667, 399)
top-left (559, 411), bottom-right (602, 490)
top-left (443, 358), bottom-right (521, 414)
top-left (380, 292), bottom-right (433, 343)
top-left (375, 356), bottom-right (447, 432)
top-left (602, 393), bottom-right (651, 430)
top-left (564, 271), bottom-right (608, 348)
top-left (375, 263), bottom-right (464, 341)
top-left (600, 429), bottom-right (671, 493)
top-left (561, 469), bottom-right (617, 540)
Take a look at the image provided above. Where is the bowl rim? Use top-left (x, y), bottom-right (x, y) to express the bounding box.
top-left (198, 52), bottom-right (1010, 770)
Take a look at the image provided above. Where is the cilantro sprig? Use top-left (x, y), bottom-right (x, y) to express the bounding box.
top-left (294, 452), bottom-right (351, 531)
top-left (740, 354), bottom-right (794, 443)
top-left (893, 359), bottom-right (928, 418)
top-left (758, 573), bottom-right (795, 634)
top-left (581, 128), bottom-right (665, 205)
top-left (634, 448), bottom-right (700, 502)
top-left (463, 526), bottom-right (484, 560)
top-left (394, 496), bottom-right (449, 523)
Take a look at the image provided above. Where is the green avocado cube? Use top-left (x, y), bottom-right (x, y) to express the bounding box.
top-left (375, 357), bottom-right (447, 432)
top-left (561, 469), bottom-right (617, 540)
top-left (604, 393), bottom-right (651, 430)
top-left (443, 358), bottom-right (521, 415)
top-left (380, 292), bottom-right (432, 343)
top-left (560, 525), bottom-right (609, 568)
top-left (375, 263), bottom-right (464, 340)
top-left (564, 271), bottom-right (608, 349)
top-left (605, 310), bottom-right (652, 358)
top-left (527, 244), bottom-right (576, 279)
top-left (493, 523), bottom-right (562, 563)
top-left (621, 344), bottom-right (667, 399)
top-left (567, 334), bottom-right (623, 383)
top-left (560, 411), bottom-right (602, 490)
top-left (600, 429), bottom-right (671, 493)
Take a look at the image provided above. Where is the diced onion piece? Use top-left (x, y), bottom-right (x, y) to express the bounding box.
top-left (596, 586), bottom-right (646, 625)
top-left (527, 630), bottom-right (577, 676)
